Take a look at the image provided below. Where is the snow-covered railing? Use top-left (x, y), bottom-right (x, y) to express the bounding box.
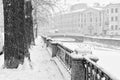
top-left (83, 57), bottom-right (118, 80)
top-left (56, 44), bottom-right (118, 80)
top-left (57, 44), bottom-right (73, 73)
top-left (43, 34), bottom-right (120, 47)
top-left (41, 36), bottom-right (119, 80)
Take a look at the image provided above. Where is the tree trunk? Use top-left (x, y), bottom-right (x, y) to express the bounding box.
top-left (3, 0), bottom-right (25, 68)
top-left (24, 0), bottom-right (34, 47)
top-left (33, 7), bottom-right (38, 38)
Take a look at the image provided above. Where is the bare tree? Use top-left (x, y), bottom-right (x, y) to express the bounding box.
top-left (32, 0), bottom-right (59, 35)
top-left (3, 0), bottom-right (60, 68)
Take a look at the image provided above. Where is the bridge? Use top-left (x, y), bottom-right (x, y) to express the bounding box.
top-left (41, 34), bottom-right (120, 80)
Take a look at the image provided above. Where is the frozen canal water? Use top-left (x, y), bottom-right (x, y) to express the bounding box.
top-left (83, 41), bottom-right (120, 79)
top-left (93, 47), bottom-right (120, 79)
top-left (0, 36), bottom-right (64, 80)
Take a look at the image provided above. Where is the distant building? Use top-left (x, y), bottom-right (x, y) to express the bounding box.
top-left (53, 3), bottom-right (120, 36)
top-left (81, 7), bottom-right (105, 35)
top-left (105, 3), bottom-right (120, 35)
top-left (70, 3), bottom-right (88, 11)
top-left (53, 9), bottom-right (85, 33)
top-left (54, 7), bottom-right (106, 35)
top-left (93, 3), bottom-right (101, 7)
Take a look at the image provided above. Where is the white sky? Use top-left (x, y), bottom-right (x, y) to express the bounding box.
top-left (65, 0), bottom-right (120, 6)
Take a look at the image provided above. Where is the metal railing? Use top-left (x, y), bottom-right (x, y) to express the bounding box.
top-left (83, 57), bottom-right (118, 80)
top-left (57, 44), bottom-right (73, 73)
top-left (42, 36), bottom-right (119, 80)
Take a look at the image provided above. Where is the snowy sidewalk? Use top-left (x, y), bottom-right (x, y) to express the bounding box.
top-left (0, 36), bottom-right (64, 80)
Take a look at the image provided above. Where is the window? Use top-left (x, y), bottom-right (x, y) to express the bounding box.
top-left (81, 14), bottom-right (83, 17)
top-left (111, 17), bottom-right (114, 21)
top-left (84, 19), bottom-right (86, 23)
top-left (111, 25), bottom-right (114, 30)
top-left (107, 9), bottom-right (109, 13)
top-left (79, 24), bottom-right (81, 27)
top-left (90, 18), bottom-right (92, 22)
top-left (111, 8), bottom-right (114, 13)
top-left (84, 15), bottom-right (86, 23)
top-left (115, 33), bottom-right (118, 35)
top-left (84, 15), bottom-right (86, 18)
top-left (81, 18), bottom-right (83, 22)
top-left (81, 24), bottom-right (83, 28)
top-left (99, 23), bottom-right (101, 26)
top-left (84, 23), bottom-right (86, 26)
top-left (89, 12), bottom-right (92, 16)
top-left (115, 25), bottom-right (118, 30)
top-left (115, 8), bottom-right (118, 13)
top-left (96, 18), bottom-right (97, 22)
top-left (115, 16), bottom-right (118, 21)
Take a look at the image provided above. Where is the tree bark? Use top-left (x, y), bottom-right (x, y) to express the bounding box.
top-left (24, 0), bottom-right (34, 47)
top-left (3, 0), bottom-right (25, 68)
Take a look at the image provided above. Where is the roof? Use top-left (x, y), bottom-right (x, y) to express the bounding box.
top-left (62, 7), bottom-right (102, 15)
top-left (54, 6), bottom-right (104, 17)
top-left (105, 3), bottom-right (120, 7)
top-left (70, 9), bottom-right (86, 13)
top-left (91, 7), bottom-right (104, 11)
top-left (83, 7), bottom-right (104, 12)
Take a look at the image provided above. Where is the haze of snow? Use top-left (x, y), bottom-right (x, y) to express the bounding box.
top-left (0, 36), bottom-right (64, 80)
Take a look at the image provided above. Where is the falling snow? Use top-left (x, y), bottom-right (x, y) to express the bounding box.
top-left (0, 36), bottom-right (64, 80)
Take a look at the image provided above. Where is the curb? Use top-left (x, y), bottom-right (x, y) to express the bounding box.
top-left (51, 57), bottom-right (71, 80)
top-left (45, 47), bottom-right (71, 80)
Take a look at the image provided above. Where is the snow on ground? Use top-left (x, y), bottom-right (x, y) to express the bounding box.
top-left (84, 41), bottom-right (120, 50)
top-left (0, 54), bottom-right (4, 69)
top-left (61, 42), bottom-right (93, 52)
top-left (0, 36), bottom-right (64, 80)
top-left (52, 37), bottom-right (75, 42)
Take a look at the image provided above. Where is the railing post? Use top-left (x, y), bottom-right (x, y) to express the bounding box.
top-left (42, 36), bottom-right (51, 48)
top-left (41, 36), bottom-right (47, 47)
top-left (71, 58), bottom-right (85, 80)
top-left (51, 43), bottom-right (58, 57)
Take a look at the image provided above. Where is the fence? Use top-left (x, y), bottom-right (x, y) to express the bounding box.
top-left (42, 36), bottom-right (118, 80)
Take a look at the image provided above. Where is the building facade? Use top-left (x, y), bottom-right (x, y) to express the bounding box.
top-left (105, 4), bottom-right (120, 35)
top-left (81, 7), bottom-right (105, 35)
top-left (53, 3), bottom-right (120, 36)
top-left (54, 7), bottom-right (105, 35)
top-left (54, 10), bottom-right (85, 33)
top-left (70, 3), bottom-right (88, 11)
